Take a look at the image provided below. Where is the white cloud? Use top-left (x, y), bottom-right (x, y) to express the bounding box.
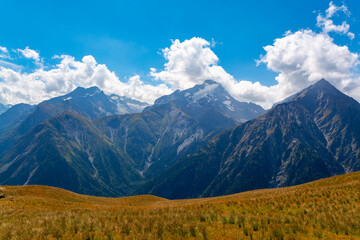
top-left (0, 47), bottom-right (20, 70)
top-left (0, 54), bottom-right (172, 105)
top-left (0, 46), bottom-right (8, 54)
top-left (17, 46), bottom-right (42, 65)
top-left (0, 60), bottom-right (21, 70)
top-left (316, 1), bottom-right (354, 39)
top-left (150, 30), bottom-right (359, 109)
top-left (0, 2), bottom-right (358, 109)
top-left (120, 75), bottom-right (172, 103)
top-left (258, 30), bottom-right (359, 103)
top-left (0, 46), bottom-right (10, 59)
top-left (325, 1), bottom-right (349, 18)
top-left (151, 38), bottom-right (221, 90)
top-left (149, 2), bottom-right (359, 109)
top-left (1, 31), bottom-right (358, 109)
top-left (258, 2), bottom-right (359, 103)
top-left (150, 37), bottom-right (275, 107)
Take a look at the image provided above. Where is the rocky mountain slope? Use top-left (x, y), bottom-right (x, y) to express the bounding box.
top-left (0, 111), bottom-right (142, 196)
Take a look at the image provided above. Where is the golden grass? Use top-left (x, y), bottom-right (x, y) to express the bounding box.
top-left (1, 172), bottom-right (360, 239)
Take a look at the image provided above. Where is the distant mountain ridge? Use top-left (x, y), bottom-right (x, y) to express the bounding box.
top-left (44, 86), bottom-right (148, 116)
top-left (0, 87), bottom-right (148, 158)
top-left (0, 104), bottom-right (35, 134)
top-left (154, 80), bottom-right (265, 122)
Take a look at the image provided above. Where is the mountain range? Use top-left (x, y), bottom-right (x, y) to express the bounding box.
top-left (0, 79), bottom-right (359, 199)
top-left (138, 79), bottom-right (360, 199)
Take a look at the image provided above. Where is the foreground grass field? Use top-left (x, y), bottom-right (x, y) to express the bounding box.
top-left (1, 172), bottom-right (360, 239)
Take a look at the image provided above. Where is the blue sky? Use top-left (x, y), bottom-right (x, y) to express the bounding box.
top-left (0, 0), bottom-right (359, 108)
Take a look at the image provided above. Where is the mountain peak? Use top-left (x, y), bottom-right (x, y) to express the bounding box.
top-left (43, 86), bottom-right (103, 105)
top-left (203, 79), bottom-right (219, 85)
top-left (295, 78), bottom-right (346, 102)
top-left (309, 78), bottom-right (337, 91)
top-left (274, 79), bottom-right (344, 108)
top-left (72, 86), bottom-right (102, 96)
top-left (289, 78), bottom-right (360, 120)
top-left (154, 80), bottom-right (223, 105)
top-left (153, 80), bottom-right (265, 122)
top-left (315, 78), bottom-right (330, 85)
top-left (87, 86), bottom-right (101, 92)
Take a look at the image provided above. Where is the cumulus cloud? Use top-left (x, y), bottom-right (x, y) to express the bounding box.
top-left (0, 54), bottom-right (171, 105)
top-left (255, 2), bottom-right (359, 104)
top-left (17, 46), bottom-right (42, 65)
top-left (0, 46), bottom-right (10, 59)
top-left (150, 2), bottom-right (359, 108)
top-left (0, 47), bottom-right (21, 70)
top-left (151, 38), bottom-right (221, 89)
top-left (316, 1), bottom-right (354, 39)
top-left (0, 47), bottom-right (7, 52)
top-left (150, 37), bottom-right (275, 107)
top-left (258, 30), bottom-right (359, 102)
top-left (0, 2), bottom-right (358, 109)
top-left (149, 33), bottom-right (359, 108)
top-left (0, 47), bottom-right (8, 55)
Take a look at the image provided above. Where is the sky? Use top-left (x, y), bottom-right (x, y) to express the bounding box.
top-left (0, 0), bottom-right (359, 108)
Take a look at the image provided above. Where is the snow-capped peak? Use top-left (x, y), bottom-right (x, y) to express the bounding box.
top-left (191, 82), bottom-right (220, 101)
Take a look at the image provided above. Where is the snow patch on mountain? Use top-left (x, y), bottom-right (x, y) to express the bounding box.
top-left (223, 100), bottom-right (235, 111)
top-left (172, 116), bottom-right (191, 145)
top-left (127, 102), bottom-right (144, 110)
top-left (24, 166), bottom-right (38, 185)
top-left (85, 149), bottom-right (99, 177)
top-left (0, 158), bottom-right (17, 174)
top-left (107, 128), bottom-right (118, 142)
top-left (177, 128), bottom-right (204, 154)
top-left (192, 83), bottom-right (220, 101)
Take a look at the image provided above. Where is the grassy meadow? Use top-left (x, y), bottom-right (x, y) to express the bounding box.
top-left (1, 172), bottom-right (360, 239)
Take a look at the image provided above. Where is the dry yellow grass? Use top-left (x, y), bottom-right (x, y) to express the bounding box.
top-left (1, 172), bottom-right (360, 239)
